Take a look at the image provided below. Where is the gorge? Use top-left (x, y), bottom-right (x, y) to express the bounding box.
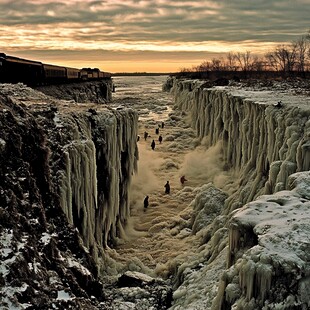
top-left (0, 76), bottom-right (309, 309)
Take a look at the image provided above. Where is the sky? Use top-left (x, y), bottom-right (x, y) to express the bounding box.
top-left (0, 0), bottom-right (309, 73)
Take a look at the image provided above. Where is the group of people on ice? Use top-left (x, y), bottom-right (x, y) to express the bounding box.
top-left (144, 176), bottom-right (187, 211)
top-left (141, 122), bottom-right (164, 151)
top-left (141, 121), bottom-right (189, 210)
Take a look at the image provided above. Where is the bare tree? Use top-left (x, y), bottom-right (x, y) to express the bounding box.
top-left (266, 51), bottom-right (280, 71)
top-left (235, 51), bottom-right (255, 71)
top-left (292, 35), bottom-right (309, 72)
top-left (194, 60), bottom-right (211, 72)
top-left (179, 67), bottom-right (192, 73)
top-left (251, 56), bottom-right (267, 71)
top-left (266, 44), bottom-right (297, 72)
top-left (225, 52), bottom-right (238, 71)
top-left (211, 58), bottom-right (223, 71)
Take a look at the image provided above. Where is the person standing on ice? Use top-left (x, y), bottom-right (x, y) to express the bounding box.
top-left (143, 195), bottom-right (149, 211)
top-left (164, 181), bottom-right (170, 194)
top-left (180, 175), bottom-right (187, 185)
top-left (151, 139), bottom-right (156, 150)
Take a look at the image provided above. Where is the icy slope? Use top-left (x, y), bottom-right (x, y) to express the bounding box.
top-left (214, 171), bottom-right (310, 310)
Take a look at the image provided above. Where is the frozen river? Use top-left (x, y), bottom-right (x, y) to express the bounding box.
top-left (103, 75), bottom-right (232, 309)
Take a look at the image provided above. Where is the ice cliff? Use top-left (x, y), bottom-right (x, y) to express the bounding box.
top-left (0, 83), bottom-right (138, 308)
top-left (170, 78), bottom-right (309, 211)
top-left (166, 77), bottom-right (310, 309)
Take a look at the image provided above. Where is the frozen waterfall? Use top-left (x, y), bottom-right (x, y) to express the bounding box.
top-left (168, 77), bottom-right (310, 310)
top-left (56, 108), bottom-right (138, 258)
top-left (171, 79), bottom-right (309, 211)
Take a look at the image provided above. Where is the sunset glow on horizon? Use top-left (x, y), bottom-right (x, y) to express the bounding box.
top-left (0, 0), bottom-right (308, 73)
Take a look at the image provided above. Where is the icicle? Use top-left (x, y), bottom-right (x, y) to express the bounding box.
top-left (228, 224), bottom-right (240, 267)
top-left (171, 78), bottom-right (310, 210)
top-left (58, 108), bottom-right (138, 256)
top-left (239, 259), bottom-right (256, 301)
top-left (256, 262), bottom-right (273, 301)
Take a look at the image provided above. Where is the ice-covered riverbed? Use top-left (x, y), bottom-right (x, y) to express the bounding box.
top-left (107, 75), bottom-right (310, 310)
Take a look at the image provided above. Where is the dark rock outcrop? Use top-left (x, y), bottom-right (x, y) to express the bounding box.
top-left (35, 80), bottom-right (113, 103)
top-left (0, 83), bottom-right (137, 309)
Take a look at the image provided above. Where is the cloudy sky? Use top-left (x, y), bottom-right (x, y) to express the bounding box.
top-left (1, 0), bottom-right (309, 73)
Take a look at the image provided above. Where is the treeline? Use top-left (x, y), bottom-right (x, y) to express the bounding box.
top-left (180, 31), bottom-right (310, 76)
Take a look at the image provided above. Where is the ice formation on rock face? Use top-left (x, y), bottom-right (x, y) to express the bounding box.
top-left (55, 108), bottom-right (138, 256)
top-left (0, 82), bottom-right (138, 266)
top-left (171, 79), bottom-right (310, 212)
top-left (0, 83), bottom-right (123, 309)
top-left (214, 171), bottom-right (310, 310)
top-left (166, 78), bottom-right (310, 310)
top-left (60, 139), bottom-right (98, 249)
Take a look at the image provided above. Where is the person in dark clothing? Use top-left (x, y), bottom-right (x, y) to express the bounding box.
top-left (151, 139), bottom-right (156, 150)
top-left (144, 195), bottom-right (149, 211)
top-left (274, 101), bottom-right (283, 108)
top-left (155, 128), bottom-right (159, 135)
top-left (164, 181), bottom-right (170, 194)
top-left (144, 131), bottom-right (148, 141)
top-left (180, 175), bottom-right (187, 185)
top-left (158, 135), bottom-right (163, 144)
top-left (161, 122), bottom-right (164, 129)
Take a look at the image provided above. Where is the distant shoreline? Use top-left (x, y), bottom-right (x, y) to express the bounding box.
top-left (112, 72), bottom-right (174, 77)
top-left (112, 70), bottom-right (310, 79)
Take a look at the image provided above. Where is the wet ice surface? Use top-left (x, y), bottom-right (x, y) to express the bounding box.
top-left (109, 75), bottom-right (201, 271)
top-left (112, 76), bottom-right (173, 121)
top-left (104, 75), bottom-right (234, 309)
top-left (107, 76), bottom-right (310, 310)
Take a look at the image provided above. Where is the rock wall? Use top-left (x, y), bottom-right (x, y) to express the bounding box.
top-left (166, 77), bottom-right (310, 309)
top-left (35, 79), bottom-right (113, 103)
top-left (169, 78), bottom-right (310, 212)
top-left (0, 83), bottom-right (138, 308)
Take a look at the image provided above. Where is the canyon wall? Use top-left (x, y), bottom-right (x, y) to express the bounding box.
top-left (0, 83), bottom-right (138, 308)
top-left (167, 77), bottom-right (310, 310)
top-left (170, 78), bottom-right (309, 212)
top-left (35, 79), bottom-right (113, 103)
